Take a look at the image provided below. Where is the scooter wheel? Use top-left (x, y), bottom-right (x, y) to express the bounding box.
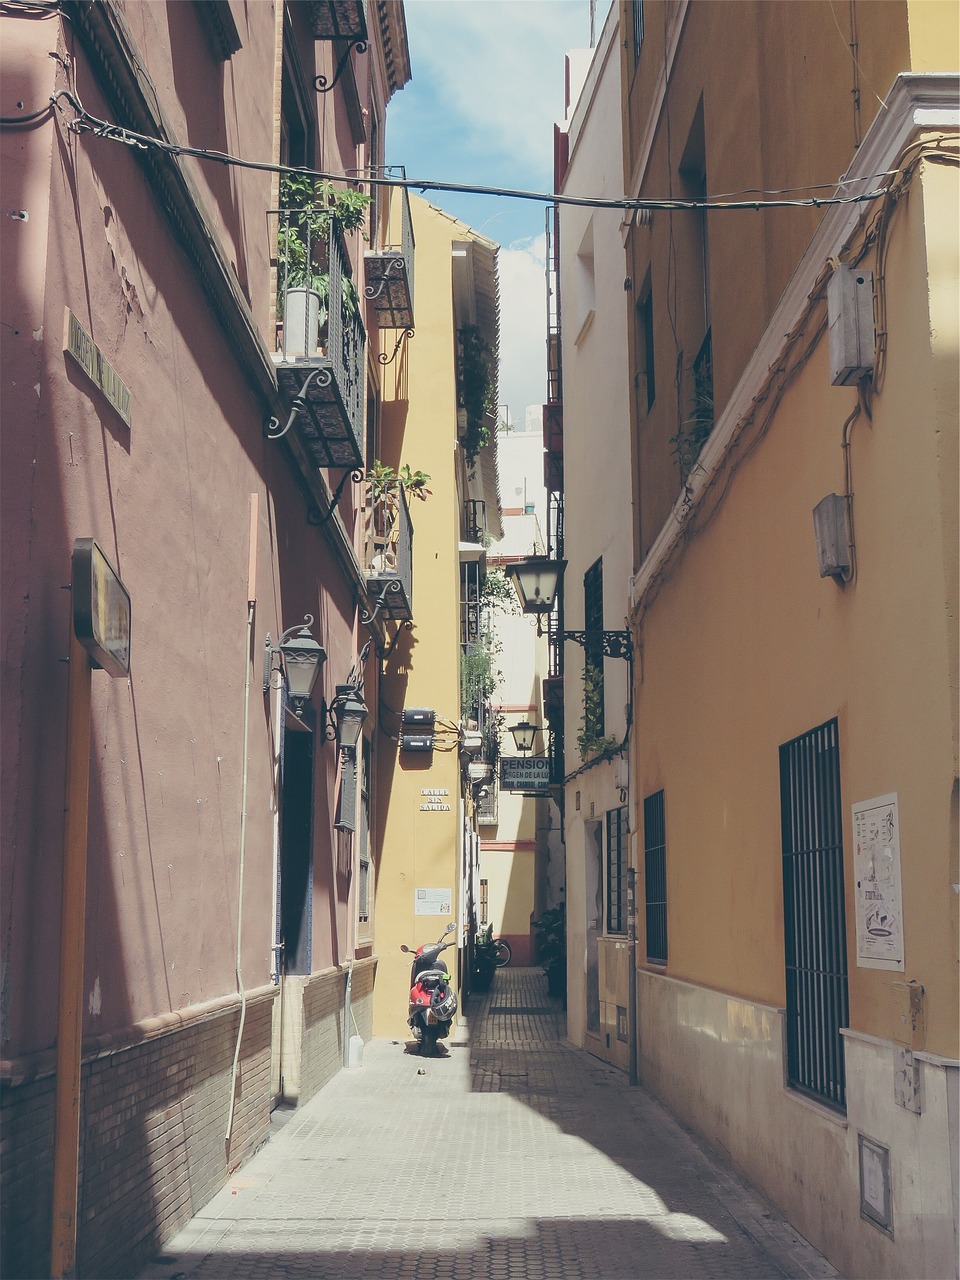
top-left (421, 1025), bottom-right (440, 1056)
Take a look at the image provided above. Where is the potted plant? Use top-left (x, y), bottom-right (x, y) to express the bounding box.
top-left (533, 900), bottom-right (566, 1002)
top-left (277, 176), bottom-right (370, 357)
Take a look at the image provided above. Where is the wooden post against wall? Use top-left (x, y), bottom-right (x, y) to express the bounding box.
top-left (50, 627), bottom-right (93, 1279)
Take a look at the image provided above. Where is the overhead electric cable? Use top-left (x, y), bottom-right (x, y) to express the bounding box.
top-left (41, 90), bottom-right (899, 213)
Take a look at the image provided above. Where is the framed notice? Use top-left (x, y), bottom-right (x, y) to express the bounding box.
top-left (415, 888), bottom-right (451, 916)
top-left (852, 792), bottom-right (904, 970)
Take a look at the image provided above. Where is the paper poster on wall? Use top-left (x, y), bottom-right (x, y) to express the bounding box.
top-left (852, 792), bottom-right (904, 970)
top-left (414, 888), bottom-right (451, 916)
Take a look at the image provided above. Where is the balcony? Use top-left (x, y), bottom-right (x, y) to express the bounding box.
top-left (274, 219), bottom-right (366, 469)
top-left (463, 498), bottom-right (487, 546)
top-left (364, 179), bottom-right (415, 330)
top-left (364, 483), bottom-right (413, 621)
top-left (309, 0), bottom-right (366, 41)
top-left (543, 402), bottom-right (563, 493)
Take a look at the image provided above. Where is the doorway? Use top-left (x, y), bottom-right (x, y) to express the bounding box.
top-left (585, 819), bottom-right (602, 1035)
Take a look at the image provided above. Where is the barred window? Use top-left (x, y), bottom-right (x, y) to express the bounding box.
top-left (643, 790), bottom-right (666, 965)
top-left (779, 719), bottom-right (849, 1109)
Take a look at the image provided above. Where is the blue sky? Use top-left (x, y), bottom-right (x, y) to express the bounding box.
top-left (386, 0), bottom-right (598, 424)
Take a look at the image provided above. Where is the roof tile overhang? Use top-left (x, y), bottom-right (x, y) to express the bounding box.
top-left (452, 227), bottom-right (503, 541)
top-left (376, 0), bottom-right (412, 101)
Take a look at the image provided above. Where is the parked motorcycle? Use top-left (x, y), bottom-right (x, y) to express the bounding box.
top-left (400, 922), bottom-right (459, 1055)
top-left (472, 924), bottom-right (511, 990)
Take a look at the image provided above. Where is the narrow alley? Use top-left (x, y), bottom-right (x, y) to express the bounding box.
top-left (138, 969), bottom-right (839, 1280)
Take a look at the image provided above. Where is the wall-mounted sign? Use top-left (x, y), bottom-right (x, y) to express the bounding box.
top-left (419, 787), bottom-right (451, 812)
top-left (852, 792), bottom-right (904, 970)
top-left (415, 888), bottom-right (451, 916)
top-left (64, 309), bottom-right (132, 426)
top-left (72, 539), bottom-right (131, 678)
top-left (500, 756), bottom-right (551, 794)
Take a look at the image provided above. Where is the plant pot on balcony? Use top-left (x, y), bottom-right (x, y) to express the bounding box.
top-left (281, 287), bottom-right (327, 359)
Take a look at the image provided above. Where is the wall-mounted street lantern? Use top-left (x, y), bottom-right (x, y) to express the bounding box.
top-left (509, 719), bottom-right (540, 754)
top-left (326, 682), bottom-right (368, 834)
top-left (325, 683), bottom-right (368, 750)
top-left (505, 556), bottom-right (565, 636)
top-left (263, 614), bottom-right (327, 718)
top-left (506, 555), bottom-right (633, 659)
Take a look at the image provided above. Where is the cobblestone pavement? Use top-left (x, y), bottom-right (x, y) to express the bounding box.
top-left (139, 968), bottom-right (840, 1280)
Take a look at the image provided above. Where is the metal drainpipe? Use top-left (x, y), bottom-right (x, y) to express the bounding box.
top-left (627, 866), bottom-right (638, 1086)
top-left (342, 960), bottom-right (354, 1068)
top-left (225, 597), bottom-right (254, 1143)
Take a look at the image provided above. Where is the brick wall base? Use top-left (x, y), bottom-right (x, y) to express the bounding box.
top-left (1, 985), bottom-right (276, 1280)
top-left (273, 957), bottom-right (377, 1106)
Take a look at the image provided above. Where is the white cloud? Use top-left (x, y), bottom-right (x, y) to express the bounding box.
top-left (498, 234), bottom-right (548, 423)
top-left (403, 0), bottom-right (589, 174)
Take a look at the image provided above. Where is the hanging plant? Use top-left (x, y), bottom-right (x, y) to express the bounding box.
top-left (457, 324), bottom-right (497, 467)
top-left (577, 662), bottom-right (619, 762)
top-left (670, 334), bottom-right (714, 480)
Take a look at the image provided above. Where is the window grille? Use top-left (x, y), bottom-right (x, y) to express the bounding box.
top-left (779, 718), bottom-right (849, 1110)
top-left (606, 806), bottom-right (627, 934)
top-left (643, 790), bottom-right (667, 964)
top-left (632, 0), bottom-right (644, 61)
top-left (477, 780), bottom-right (498, 826)
top-left (479, 879), bottom-right (489, 928)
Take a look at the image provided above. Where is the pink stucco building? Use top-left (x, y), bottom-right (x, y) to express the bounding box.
top-left (1, 3), bottom-right (410, 1275)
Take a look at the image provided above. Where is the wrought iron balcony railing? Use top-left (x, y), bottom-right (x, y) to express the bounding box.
top-left (310, 0), bottom-right (366, 41)
top-left (273, 215), bottom-right (366, 469)
top-left (364, 483), bottom-right (413, 621)
top-left (364, 173), bottom-right (415, 331)
top-left (463, 498), bottom-right (487, 546)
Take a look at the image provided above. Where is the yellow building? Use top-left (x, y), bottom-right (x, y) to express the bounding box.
top-left (559, 3), bottom-right (957, 1276)
top-left (372, 196), bottom-right (500, 1040)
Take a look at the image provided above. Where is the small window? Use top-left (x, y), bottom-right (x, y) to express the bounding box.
top-left (643, 790), bottom-right (666, 964)
top-left (636, 282), bottom-right (655, 413)
top-left (574, 221), bottom-right (596, 339)
top-left (606, 806), bottom-right (628, 935)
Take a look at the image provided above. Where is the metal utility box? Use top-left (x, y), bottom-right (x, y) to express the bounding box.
top-left (827, 265), bottom-right (875, 386)
top-left (401, 708), bottom-right (435, 727)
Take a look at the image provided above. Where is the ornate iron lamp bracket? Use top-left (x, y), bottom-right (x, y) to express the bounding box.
top-left (378, 328), bottom-right (415, 366)
top-left (308, 468), bottom-right (364, 528)
top-left (361, 578), bottom-right (402, 626)
top-left (563, 630), bottom-right (633, 660)
top-left (314, 38), bottom-right (367, 94)
top-left (264, 367), bottom-right (330, 440)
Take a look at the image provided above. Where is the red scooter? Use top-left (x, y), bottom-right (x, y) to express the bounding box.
top-left (400, 922), bottom-right (459, 1055)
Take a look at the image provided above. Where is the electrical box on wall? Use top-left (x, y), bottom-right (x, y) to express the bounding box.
top-left (827, 265), bottom-right (875, 386)
top-left (401, 708), bottom-right (434, 753)
top-left (401, 708), bottom-right (435, 727)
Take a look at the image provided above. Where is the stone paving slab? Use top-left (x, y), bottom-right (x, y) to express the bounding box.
top-left (139, 969), bottom-right (840, 1280)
